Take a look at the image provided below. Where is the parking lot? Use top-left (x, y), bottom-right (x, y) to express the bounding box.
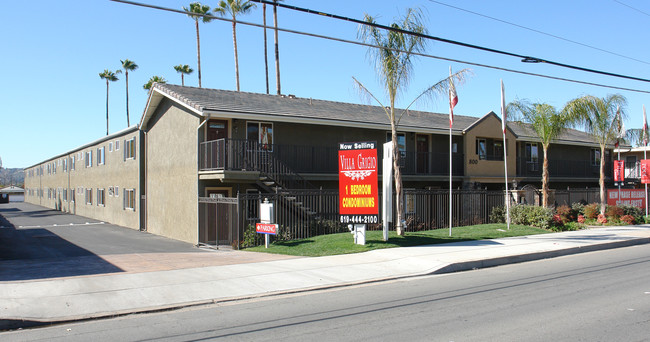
top-left (0, 202), bottom-right (296, 281)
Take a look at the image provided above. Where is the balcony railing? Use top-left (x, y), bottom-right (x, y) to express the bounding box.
top-left (516, 157), bottom-right (612, 178)
top-left (199, 139), bottom-right (464, 176)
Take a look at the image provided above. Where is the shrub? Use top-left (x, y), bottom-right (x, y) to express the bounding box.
top-left (571, 202), bottom-right (586, 216)
top-left (242, 224), bottom-right (260, 248)
top-left (597, 214), bottom-right (608, 224)
top-left (621, 215), bottom-right (635, 225)
top-left (490, 206), bottom-right (506, 223)
top-left (552, 214), bottom-right (565, 226)
top-left (584, 203), bottom-right (599, 219)
top-left (510, 204), bottom-right (553, 229)
top-left (605, 205), bottom-right (624, 221)
top-left (619, 205), bottom-right (643, 224)
top-left (577, 215), bottom-right (585, 224)
top-left (556, 205), bottom-right (573, 222)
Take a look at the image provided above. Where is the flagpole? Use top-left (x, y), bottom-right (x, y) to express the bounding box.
top-left (501, 80), bottom-right (510, 230)
top-left (643, 105), bottom-right (648, 218)
top-left (448, 66), bottom-right (457, 237)
top-left (449, 122), bottom-right (453, 237)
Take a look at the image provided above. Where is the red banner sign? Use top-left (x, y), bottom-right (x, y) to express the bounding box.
top-left (642, 160), bottom-right (650, 184)
top-left (607, 189), bottom-right (645, 208)
top-left (256, 223), bottom-right (278, 235)
top-left (339, 142), bottom-right (379, 224)
top-left (613, 160), bottom-right (625, 182)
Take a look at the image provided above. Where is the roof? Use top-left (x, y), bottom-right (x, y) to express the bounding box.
top-left (0, 186), bottom-right (24, 194)
top-left (142, 84), bottom-right (479, 134)
top-left (141, 84), bottom-right (606, 147)
top-left (507, 121), bottom-right (614, 147)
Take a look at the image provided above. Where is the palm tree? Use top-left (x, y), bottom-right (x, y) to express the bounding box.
top-left (174, 64), bottom-right (194, 86)
top-left (355, 8), bottom-right (470, 235)
top-left (624, 128), bottom-right (644, 147)
top-left (184, 2), bottom-right (213, 88)
top-left (564, 94), bottom-right (627, 214)
top-left (99, 69), bottom-right (121, 136)
top-left (215, 0), bottom-right (255, 92)
top-left (121, 59), bottom-right (138, 127)
top-left (272, 0), bottom-right (282, 95)
top-left (508, 101), bottom-right (572, 207)
top-left (143, 76), bottom-right (167, 90)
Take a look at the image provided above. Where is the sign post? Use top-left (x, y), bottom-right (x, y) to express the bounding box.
top-left (339, 142), bottom-right (379, 245)
top-left (257, 198), bottom-right (277, 248)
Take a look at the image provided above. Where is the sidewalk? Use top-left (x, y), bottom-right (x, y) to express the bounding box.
top-left (2, 225), bottom-right (650, 330)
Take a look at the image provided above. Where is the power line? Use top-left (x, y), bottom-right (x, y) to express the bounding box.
top-left (249, 0), bottom-right (650, 84)
top-left (614, 0), bottom-right (650, 17)
top-left (427, 0), bottom-right (650, 66)
top-left (110, 0), bottom-right (650, 94)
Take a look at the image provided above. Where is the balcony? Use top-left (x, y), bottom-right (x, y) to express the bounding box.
top-left (199, 139), bottom-right (464, 176)
top-left (516, 157), bottom-right (611, 179)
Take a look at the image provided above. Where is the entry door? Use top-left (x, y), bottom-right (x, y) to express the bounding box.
top-left (206, 189), bottom-right (230, 245)
top-left (416, 135), bottom-right (430, 174)
top-left (207, 120), bottom-right (228, 141)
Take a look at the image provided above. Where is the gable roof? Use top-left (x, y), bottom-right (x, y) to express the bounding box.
top-left (141, 84), bottom-right (479, 134)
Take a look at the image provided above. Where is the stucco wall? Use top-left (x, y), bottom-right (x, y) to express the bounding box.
top-left (145, 99), bottom-right (200, 244)
top-left (23, 128), bottom-right (141, 230)
top-left (464, 114), bottom-right (516, 181)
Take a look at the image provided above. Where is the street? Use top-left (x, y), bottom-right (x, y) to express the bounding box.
top-left (3, 244), bottom-right (649, 341)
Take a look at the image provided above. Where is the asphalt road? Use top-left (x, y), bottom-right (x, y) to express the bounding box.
top-left (0, 202), bottom-right (208, 280)
top-left (4, 244), bottom-right (649, 341)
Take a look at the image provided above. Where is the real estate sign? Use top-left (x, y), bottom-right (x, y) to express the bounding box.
top-left (339, 142), bottom-right (379, 224)
top-left (607, 188), bottom-right (645, 208)
top-left (613, 160), bottom-right (625, 183)
top-left (641, 160), bottom-right (650, 184)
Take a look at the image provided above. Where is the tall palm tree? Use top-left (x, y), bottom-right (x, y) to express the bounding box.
top-left (143, 76), bottom-right (167, 90)
top-left (184, 2), bottom-right (213, 88)
top-left (272, 0), bottom-right (282, 95)
top-left (355, 8), bottom-right (470, 235)
top-left (564, 94), bottom-right (627, 214)
top-left (262, 2), bottom-right (269, 94)
top-left (508, 101), bottom-right (572, 208)
top-left (99, 69), bottom-right (121, 136)
top-left (215, 0), bottom-right (255, 92)
top-left (174, 64), bottom-right (194, 86)
top-left (121, 59), bottom-right (138, 127)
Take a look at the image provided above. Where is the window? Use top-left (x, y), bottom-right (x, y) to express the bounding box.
top-left (52, 162), bottom-right (56, 174)
top-left (247, 122), bottom-right (273, 150)
top-left (477, 139), bottom-right (487, 160)
top-left (70, 189), bottom-right (75, 203)
top-left (63, 158), bottom-right (68, 172)
top-left (85, 188), bottom-right (92, 205)
top-left (109, 142), bottom-right (113, 152)
top-left (97, 188), bottom-right (105, 206)
top-left (591, 148), bottom-right (601, 166)
top-left (86, 150), bottom-right (93, 168)
top-left (114, 186), bottom-right (119, 197)
top-left (71, 156), bottom-right (75, 171)
top-left (63, 188), bottom-right (67, 202)
top-left (115, 140), bottom-right (120, 150)
top-left (124, 189), bottom-right (135, 210)
top-left (526, 143), bottom-right (539, 163)
top-left (124, 137), bottom-right (136, 160)
top-left (386, 132), bottom-right (406, 157)
top-left (108, 186), bottom-right (114, 197)
top-left (97, 147), bottom-right (105, 165)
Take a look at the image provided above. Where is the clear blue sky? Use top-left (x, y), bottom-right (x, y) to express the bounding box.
top-left (2, 0), bottom-right (650, 168)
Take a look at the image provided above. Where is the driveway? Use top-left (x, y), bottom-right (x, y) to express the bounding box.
top-left (0, 202), bottom-right (296, 281)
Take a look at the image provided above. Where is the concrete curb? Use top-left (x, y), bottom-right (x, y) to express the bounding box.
top-left (3, 235), bottom-right (648, 331)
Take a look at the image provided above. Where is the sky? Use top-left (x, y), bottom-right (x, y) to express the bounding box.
top-left (2, 0), bottom-right (650, 168)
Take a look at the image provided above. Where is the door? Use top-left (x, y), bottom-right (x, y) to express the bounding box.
top-left (416, 135), bottom-right (430, 174)
top-left (207, 120), bottom-right (228, 141)
top-left (206, 120), bottom-right (229, 169)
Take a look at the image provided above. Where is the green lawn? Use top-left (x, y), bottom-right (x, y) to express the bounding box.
top-left (245, 224), bottom-right (550, 257)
